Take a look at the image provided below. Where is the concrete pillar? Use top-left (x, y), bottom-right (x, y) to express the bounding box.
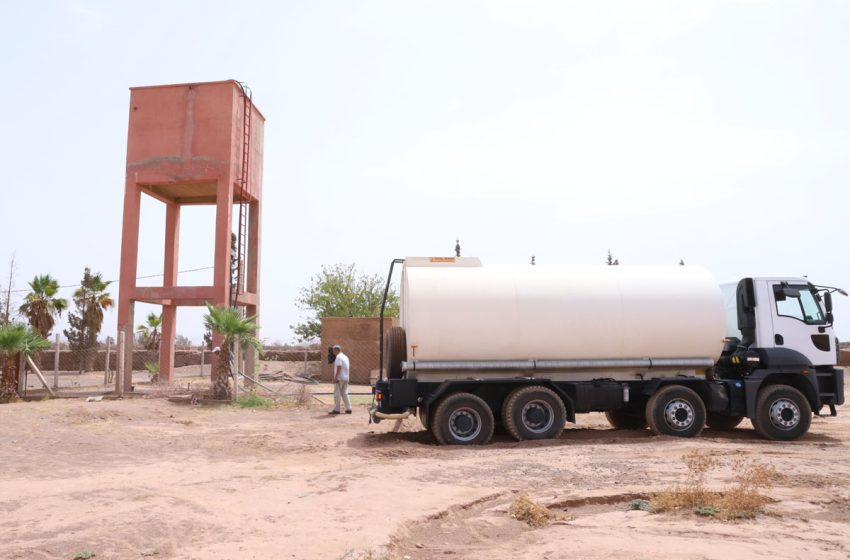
top-left (159, 203), bottom-right (180, 383)
top-left (117, 180), bottom-right (141, 393)
top-left (245, 200), bottom-right (261, 377)
top-left (210, 174), bottom-right (234, 380)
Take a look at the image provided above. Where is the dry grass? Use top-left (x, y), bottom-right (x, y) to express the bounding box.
top-left (510, 494), bottom-right (567, 527)
top-left (295, 383), bottom-right (312, 407)
top-left (652, 451), bottom-right (781, 521)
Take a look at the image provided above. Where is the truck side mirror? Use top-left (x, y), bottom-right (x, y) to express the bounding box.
top-left (825, 291), bottom-right (833, 312)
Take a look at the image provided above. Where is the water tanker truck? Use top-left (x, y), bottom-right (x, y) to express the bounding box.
top-left (370, 257), bottom-right (845, 444)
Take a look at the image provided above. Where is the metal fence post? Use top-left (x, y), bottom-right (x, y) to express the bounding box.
top-left (233, 337), bottom-right (240, 401)
top-left (116, 331), bottom-right (125, 396)
top-left (200, 346), bottom-right (204, 378)
top-left (17, 352), bottom-right (26, 396)
top-left (53, 333), bottom-right (60, 391)
top-left (104, 336), bottom-right (111, 385)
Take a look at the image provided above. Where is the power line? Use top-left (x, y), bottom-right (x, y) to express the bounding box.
top-left (9, 266), bottom-right (214, 293)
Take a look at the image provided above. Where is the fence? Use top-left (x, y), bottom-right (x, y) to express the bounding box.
top-left (18, 335), bottom-right (323, 396)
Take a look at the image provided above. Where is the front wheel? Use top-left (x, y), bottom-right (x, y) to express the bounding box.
top-left (646, 385), bottom-right (706, 438)
top-left (431, 392), bottom-right (495, 445)
top-left (752, 385), bottom-right (811, 441)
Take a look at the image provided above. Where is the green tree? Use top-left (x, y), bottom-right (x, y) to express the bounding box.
top-left (0, 323), bottom-right (50, 401)
top-left (203, 303), bottom-right (262, 400)
top-left (19, 274), bottom-right (68, 339)
top-left (291, 263), bottom-right (399, 342)
top-left (136, 312), bottom-right (163, 351)
top-left (64, 268), bottom-right (114, 372)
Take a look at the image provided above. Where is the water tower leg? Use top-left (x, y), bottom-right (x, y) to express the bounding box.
top-left (160, 305), bottom-right (176, 384)
top-left (118, 181), bottom-right (142, 393)
top-left (210, 174), bottom-right (234, 382)
top-left (159, 203), bottom-right (180, 384)
top-left (246, 200), bottom-right (261, 380)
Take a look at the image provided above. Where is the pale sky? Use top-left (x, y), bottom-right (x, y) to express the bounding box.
top-left (1, 0), bottom-right (849, 343)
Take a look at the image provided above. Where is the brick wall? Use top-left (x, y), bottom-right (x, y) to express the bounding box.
top-left (840, 348), bottom-right (850, 367)
top-left (320, 317), bottom-right (399, 384)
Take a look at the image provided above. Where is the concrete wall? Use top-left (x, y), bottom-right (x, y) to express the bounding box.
top-left (320, 317), bottom-right (399, 384)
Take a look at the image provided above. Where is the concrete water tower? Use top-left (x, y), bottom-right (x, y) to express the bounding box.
top-left (117, 80), bottom-right (264, 389)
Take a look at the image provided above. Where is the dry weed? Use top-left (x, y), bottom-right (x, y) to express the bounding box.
top-left (295, 383), bottom-right (312, 407)
top-left (651, 451), bottom-right (781, 521)
top-left (510, 494), bottom-right (565, 527)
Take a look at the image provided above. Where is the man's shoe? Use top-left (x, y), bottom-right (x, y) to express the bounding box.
top-left (328, 410), bottom-right (340, 415)
top-left (345, 410), bottom-right (352, 414)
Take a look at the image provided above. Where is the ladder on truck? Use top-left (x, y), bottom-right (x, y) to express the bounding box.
top-left (231, 82), bottom-right (253, 310)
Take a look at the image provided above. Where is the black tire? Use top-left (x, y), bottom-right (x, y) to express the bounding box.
top-left (646, 385), bottom-right (706, 438)
top-left (604, 409), bottom-right (648, 430)
top-left (431, 392), bottom-right (495, 445)
top-left (385, 327), bottom-right (407, 379)
top-left (752, 384), bottom-right (811, 441)
top-left (705, 412), bottom-right (745, 431)
top-left (502, 386), bottom-right (566, 441)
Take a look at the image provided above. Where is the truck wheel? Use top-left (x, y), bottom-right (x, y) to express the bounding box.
top-left (705, 412), bottom-right (744, 431)
top-left (604, 409), bottom-right (648, 430)
top-left (646, 385), bottom-right (706, 438)
top-left (752, 385), bottom-right (811, 441)
top-left (385, 327), bottom-right (407, 379)
top-left (503, 386), bottom-right (566, 441)
top-left (432, 392), bottom-right (494, 445)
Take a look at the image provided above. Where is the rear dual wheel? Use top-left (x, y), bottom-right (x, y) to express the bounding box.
top-left (502, 386), bottom-right (566, 441)
top-left (431, 392), bottom-right (494, 445)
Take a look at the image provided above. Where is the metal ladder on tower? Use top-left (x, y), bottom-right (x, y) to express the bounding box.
top-left (231, 82), bottom-right (253, 310)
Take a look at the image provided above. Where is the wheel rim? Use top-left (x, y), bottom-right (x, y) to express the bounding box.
top-left (521, 399), bottom-right (555, 433)
top-left (449, 407), bottom-right (482, 442)
top-left (768, 398), bottom-right (800, 430)
top-left (663, 398), bottom-right (695, 430)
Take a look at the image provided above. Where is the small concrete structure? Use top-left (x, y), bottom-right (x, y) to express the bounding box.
top-left (117, 80), bottom-right (265, 388)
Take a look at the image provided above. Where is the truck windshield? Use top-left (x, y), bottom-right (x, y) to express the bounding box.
top-left (774, 284), bottom-right (825, 325)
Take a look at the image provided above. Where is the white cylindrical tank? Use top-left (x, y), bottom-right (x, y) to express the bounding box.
top-left (401, 260), bottom-right (725, 364)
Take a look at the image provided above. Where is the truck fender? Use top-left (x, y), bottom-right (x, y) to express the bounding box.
top-left (743, 370), bottom-right (820, 418)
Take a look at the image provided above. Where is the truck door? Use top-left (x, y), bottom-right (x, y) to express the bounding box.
top-left (768, 281), bottom-right (834, 366)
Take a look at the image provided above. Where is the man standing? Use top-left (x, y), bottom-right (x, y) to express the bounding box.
top-left (329, 344), bottom-right (352, 414)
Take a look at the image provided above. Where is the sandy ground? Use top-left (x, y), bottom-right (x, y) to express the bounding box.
top-left (2, 376), bottom-right (849, 560)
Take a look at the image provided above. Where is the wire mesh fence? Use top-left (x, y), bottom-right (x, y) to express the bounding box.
top-left (18, 337), bottom-right (325, 398)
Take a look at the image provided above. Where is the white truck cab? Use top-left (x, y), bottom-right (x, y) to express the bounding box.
top-left (723, 277), bottom-right (838, 367)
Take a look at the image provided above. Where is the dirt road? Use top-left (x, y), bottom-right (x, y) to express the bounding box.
top-left (1, 386), bottom-right (849, 559)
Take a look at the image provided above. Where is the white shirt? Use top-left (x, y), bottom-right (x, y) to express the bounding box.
top-left (333, 352), bottom-right (350, 381)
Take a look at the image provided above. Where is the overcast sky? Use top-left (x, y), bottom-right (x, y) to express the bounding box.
top-left (1, 0), bottom-right (848, 343)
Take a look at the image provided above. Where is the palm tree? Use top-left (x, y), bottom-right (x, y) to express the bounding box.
top-left (64, 268), bottom-right (114, 372)
top-left (19, 274), bottom-right (68, 339)
top-left (203, 304), bottom-right (262, 400)
top-left (0, 323), bottom-right (50, 401)
top-left (136, 313), bottom-right (163, 351)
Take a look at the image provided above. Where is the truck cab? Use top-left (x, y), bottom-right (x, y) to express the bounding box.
top-left (722, 277), bottom-right (838, 366)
